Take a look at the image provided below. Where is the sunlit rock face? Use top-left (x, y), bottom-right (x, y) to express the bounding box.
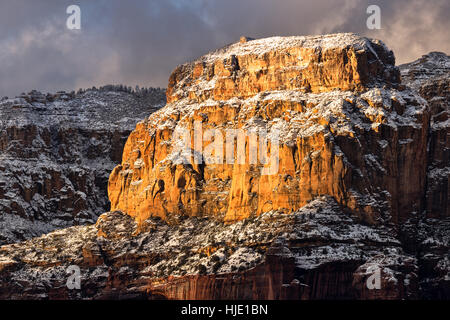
top-left (0, 87), bottom-right (165, 245)
top-left (109, 33), bottom-right (428, 225)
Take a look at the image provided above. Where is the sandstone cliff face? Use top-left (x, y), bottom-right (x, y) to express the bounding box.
top-left (0, 87), bottom-right (165, 245)
top-left (109, 33), bottom-right (428, 226)
top-left (0, 197), bottom-right (418, 300)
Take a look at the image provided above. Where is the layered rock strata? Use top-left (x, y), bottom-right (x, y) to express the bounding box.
top-left (0, 87), bottom-right (165, 245)
top-left (0, 197), bottom-right (419, 300)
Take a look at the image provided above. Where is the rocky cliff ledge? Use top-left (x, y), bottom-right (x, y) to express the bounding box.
top-left (0, 34), bottom-right (448, 300)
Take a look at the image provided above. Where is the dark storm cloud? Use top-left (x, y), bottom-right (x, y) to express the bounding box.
top-left (0, 0), bottom-right (449, 97)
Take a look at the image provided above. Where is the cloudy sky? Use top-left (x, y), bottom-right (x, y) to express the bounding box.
top-left (1, 0), bottom-right (449, 97)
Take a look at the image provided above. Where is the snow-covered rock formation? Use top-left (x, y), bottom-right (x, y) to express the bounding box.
top-left (0, 87), bottom-right (165, 245)
top-left (0, 34), bottom-right (448, 300)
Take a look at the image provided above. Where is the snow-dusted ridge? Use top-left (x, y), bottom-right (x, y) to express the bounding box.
top-left (194, 33), bottom-right (389, 64)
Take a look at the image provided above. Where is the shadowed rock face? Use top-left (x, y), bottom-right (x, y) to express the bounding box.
top-left (0, 34), bottom-right (448, 300)
top-left (399, 52), bottom-right (450, 299)
top-left (108, 33), bottom-right (428, 225)
top-left (0, 87), bottom-right (165, 245)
